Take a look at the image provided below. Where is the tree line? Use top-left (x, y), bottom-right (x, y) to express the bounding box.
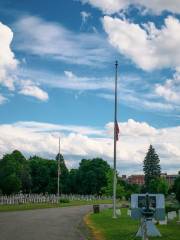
top-left (0, 146), bottom-right (179, 202)
top-left (0, 150), bottom-right (140, 198)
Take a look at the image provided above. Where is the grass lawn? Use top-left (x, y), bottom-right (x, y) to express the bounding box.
top-left (88, 208), bottom-right (180, 240)
top-left (0, 199), bottom-right (111, 212)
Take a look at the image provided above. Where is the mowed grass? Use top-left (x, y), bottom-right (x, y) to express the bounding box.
top-left (0, 199), bottom-right (111, 212)
top-left (89, 208), bottom-right (180, 240)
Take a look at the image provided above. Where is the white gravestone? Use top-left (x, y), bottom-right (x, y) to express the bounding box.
top-left (127, 209), bottom-right (131, 216)
top-left (116, 209), bottom-right (121, 216)
top-left (159, 216), bottom-right (167, 225)
top-left (168, 211), bottom-right (177, 220)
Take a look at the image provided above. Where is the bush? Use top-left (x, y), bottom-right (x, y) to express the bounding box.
top-left (165, 204), bottom-right (180, 213)
top-left (59, 198), bottom-right (70, 203)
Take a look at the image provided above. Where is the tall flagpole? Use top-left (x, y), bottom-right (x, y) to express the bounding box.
top-left (57, 137), bottom-right (60, 197)
top-left (113, 60), bottom-right (118, 218)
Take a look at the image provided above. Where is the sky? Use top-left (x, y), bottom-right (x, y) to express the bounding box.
top-left (0, 0), bottom-right (180, 175)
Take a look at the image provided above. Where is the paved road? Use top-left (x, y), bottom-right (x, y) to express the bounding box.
top-left (0, 205), bottom-right (97, 240)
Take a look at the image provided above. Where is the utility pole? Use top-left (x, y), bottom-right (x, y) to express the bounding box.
top-left (57, 137), bottom-right (60, 198)
top-left (113, 60), bottom-right (118, 218)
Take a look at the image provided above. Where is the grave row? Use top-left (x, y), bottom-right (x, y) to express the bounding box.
top-left (126, 209), bottom-right (180, 225)
top-left (60, 194), bottom-right (111, 201)
top-left (0, 194), bottom-right (111, 205)
top-left (0, 194), bottom-right (59, 205)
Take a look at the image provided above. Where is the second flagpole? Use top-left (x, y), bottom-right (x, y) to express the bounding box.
top-left (113, 60), bottom-right (118, 218)
top-left (57, 137), bottom-right (60, 198)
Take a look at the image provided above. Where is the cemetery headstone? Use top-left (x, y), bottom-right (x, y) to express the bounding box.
top-left (116, 209), bottom-right (121, 216)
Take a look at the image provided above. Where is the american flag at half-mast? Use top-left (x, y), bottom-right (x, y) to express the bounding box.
top-left (115, 120), bottom-right (119, 141)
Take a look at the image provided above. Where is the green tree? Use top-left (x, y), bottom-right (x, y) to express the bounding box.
top-left (173, 176), bottom-right (180, 202)
top-left (1, 174), bottom-right (22, 195)
top-left (0, 150), bottom-right (31, 194)
top-left (56, 154), bottom-right (69, 194)
top-left (122, 182), bottom-right (141, 199)
top-left (143, 145), bottom-right (161, 191)
top-left (29, 156), bottom-right (57, 193)
top-left (77, 158), bottom-right (111, 195)
top-left (67, 169), bottom-right (79, 193)
top-left (101, 170), bottom-right (125, 198)
top-left (149, 178), bottom-right (169, 195)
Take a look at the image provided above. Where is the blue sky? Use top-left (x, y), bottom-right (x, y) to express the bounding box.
top-left (0, 0), bottom-right (180, 174)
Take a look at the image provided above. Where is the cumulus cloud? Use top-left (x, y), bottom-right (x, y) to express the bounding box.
top-left (0, 120), bottom-right (179, 174)
top-left (80, 0), bottom-right (180, 14)
top-left (0, 22), bottom-right (18, 91)
top-left (0, 21), bottom-right (49, 103)
top-left (18, 80), bottom-right (49, 101)
top-left (106, 119), bottom-right (158, 136)
top-left (155, 71), bottom-right (180, 103)
top-left (103, 16), bottom-right (180, 71)
top-left (0, 20), bottom-right (48, 104)
top-left (13, 15), bottom-right (113, 67)
top-left (103, 16), bottom-right (180, 108)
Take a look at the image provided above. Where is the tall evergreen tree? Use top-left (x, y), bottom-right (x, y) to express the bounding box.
top-left (143, 145), bottom-right (161, 190)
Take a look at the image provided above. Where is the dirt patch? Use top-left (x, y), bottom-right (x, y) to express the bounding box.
top-left (84, 213), bottom-right (105, 240)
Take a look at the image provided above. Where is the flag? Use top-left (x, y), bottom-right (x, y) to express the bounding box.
top-left (115, 120), bottom-right (119, 141)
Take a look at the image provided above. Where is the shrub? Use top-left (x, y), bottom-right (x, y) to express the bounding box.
top-left (59, 198), bottom-right (70, 203)
top-left (165, 204), bottom-right (180, 213)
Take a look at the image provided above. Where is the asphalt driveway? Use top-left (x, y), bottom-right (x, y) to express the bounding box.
top-left (0, 205), bottom-right (95, 240)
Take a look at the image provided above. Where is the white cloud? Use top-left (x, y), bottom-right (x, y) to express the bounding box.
top-left (80, 11), bottom-right (91, 24)
top-left (0, 21), bottom-right (49, 103)
top-left (0, 94), bottom-right (7, 105)
top-left (81, 0), bottom-right (127, 14)
top-left (98, 90), bottom-right (175, 112)
top-left (18, 80), bottom-right (49, 101)
top-left (155, 71), bottom-right (180, 103)
top-left (15, 121), bottom-right (104, 136)
top-left (0, 120), bottom-right (179, 174)
top-left (21, 68), bottom-right (178, 113)
top-left (106, 119), bottom-right (158, 136)
top-left (103, 16), bottom-right (180, 71)
top-left (21, 68), bottom-right (114, 91)
top-left (64, 71), bottom-right (76, 79)
top-left (139, 1), bottom-right (180, 14)
top-left (80, 0), bottom-right (180, 14)
top-left (0, 22), bottom-right (18, 90)
top-left (13, 15), bottom-right (113, 67)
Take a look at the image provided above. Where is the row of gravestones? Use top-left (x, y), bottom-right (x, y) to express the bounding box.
top-left (60, 194), bottom-right (111, 201)
top-left (0, 194), bottom-right (111, 205)
top-left (0, 196), bottom-right (59, 205)
top-left (0, 193), bottom-right (57, 199)
top-left (127, 209), bottom-right (180, 225)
